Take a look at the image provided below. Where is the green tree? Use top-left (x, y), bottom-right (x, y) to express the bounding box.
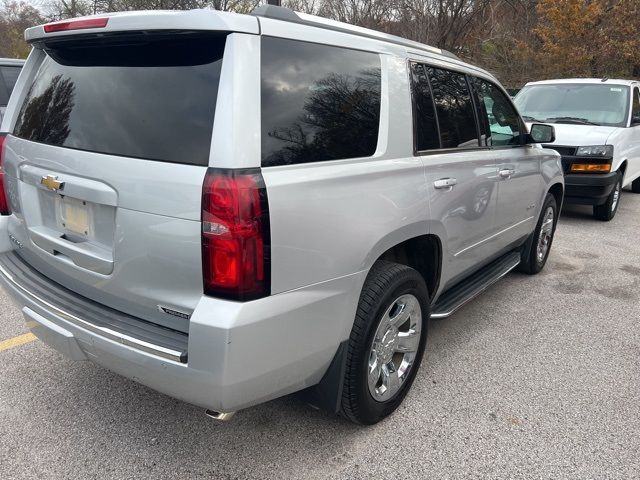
top-left (534, 0), bottom-right (640, 79)
top-left (0, 0), bottom-right (44, 58)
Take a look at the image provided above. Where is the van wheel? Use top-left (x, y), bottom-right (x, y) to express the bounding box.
top-left (340, 261), bottom-right (429, 425)
top-left (593, 172), bottom-right (622, 221)
top-left (518, 193), bottom-right (557, 275)
top-left (632, 177), bottom-right (640, 193)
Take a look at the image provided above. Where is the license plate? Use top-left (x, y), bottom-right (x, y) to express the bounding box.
top-left (59, 198), bottom-right (90, 236)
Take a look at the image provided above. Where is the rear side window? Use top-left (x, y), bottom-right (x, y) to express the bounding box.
top-left (0, 77), bottom-right (7, 105)
top-left (471, 77), bottom-right (523, 147)
top-left (410, 63), bottom-right (440, 151)
top-left (261, 37), bottom-right (381, 167)
top-left (13, 33), bottom-right (226, 165)
top-left (0, 72), bottom-right (9, 105)
top-left (426, 67), bottom-right (479, 149)
top-left (1, 66), bottom-right (21, 95)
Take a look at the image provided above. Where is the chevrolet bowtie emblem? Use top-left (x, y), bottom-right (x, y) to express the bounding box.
top-left (40, 175), bottom-right (64, 192)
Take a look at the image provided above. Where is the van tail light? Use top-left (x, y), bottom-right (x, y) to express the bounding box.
top-left (0, 134), bottom-right (10, 216)
top-left (201, 168), bottom-right (270, 301)
top-left (43, 18), bottom-right (109, 33)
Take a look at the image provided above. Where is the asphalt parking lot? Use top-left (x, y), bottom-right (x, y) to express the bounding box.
top-left (1, 193), bottom-right (639, 479)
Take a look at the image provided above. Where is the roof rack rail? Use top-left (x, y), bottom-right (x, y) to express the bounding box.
top-left (251, 4), bottom-right (460, 61)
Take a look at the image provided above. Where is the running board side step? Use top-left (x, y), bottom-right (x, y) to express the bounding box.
top-left (431, 251), bottom-right (521, 319)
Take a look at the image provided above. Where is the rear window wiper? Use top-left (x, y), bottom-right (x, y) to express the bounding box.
top-left (544, 116), bottom-right (598, 125)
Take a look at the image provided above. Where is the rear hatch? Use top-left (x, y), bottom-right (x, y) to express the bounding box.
top-left (2, 30), bottom-right (228, 332)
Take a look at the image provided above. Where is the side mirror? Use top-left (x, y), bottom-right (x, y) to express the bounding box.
top-left (631, 115), bottom-right (640, 126)
top-left (528, 123), bottom-right (555, 144)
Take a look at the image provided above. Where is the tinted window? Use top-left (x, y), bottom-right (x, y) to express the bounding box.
top-left (472, 77), bottom-right (523, 147)
top-left (1, 66), bottom-right (21, 95)
top-left (261, 37), bottom-right (381, 167)
top-left (0, 78), bottom-right (8, 105)
top-left (410, 63), bottom-right (439, 151)
top-left (14, 34), bottom-right (225, 165)
top-left (427, 67), bottom-right (479, 149)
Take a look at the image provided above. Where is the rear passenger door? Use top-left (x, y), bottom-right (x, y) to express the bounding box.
top-left (471, 77), bottom-right (542, 249)
top-left (411, 63), bottom-right (500, 288)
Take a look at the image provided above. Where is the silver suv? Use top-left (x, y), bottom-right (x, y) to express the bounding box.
top-left (0, 6), bottom-right (563, 424)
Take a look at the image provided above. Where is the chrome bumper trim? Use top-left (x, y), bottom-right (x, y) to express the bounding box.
top-left (0, 262), bottom-right (185, 363)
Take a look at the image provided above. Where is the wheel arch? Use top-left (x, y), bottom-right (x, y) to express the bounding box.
top-left (301, 234), bottom-right (441, 415)
top-left (376, 234), bottom-right (442, 300)
top-left (548, 182), bottom-right (564, 210)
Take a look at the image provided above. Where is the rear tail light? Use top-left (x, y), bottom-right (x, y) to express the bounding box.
top-left (201, 168), bottom-right (270, 301)
top-left (0, 134), bottom-right (10, 215)
top-left (43, 17), bottom-right (109, 33)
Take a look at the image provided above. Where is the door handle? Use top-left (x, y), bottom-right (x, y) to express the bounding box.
top-left (499, 168), bottom-right (516, 179)
top-left (434, 178), bottom-right (457, 189)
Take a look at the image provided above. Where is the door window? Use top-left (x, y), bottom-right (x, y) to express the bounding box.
top-left (410, 63), bottom-right (439, 151)
top-left (472, 77), bottom-right (523, 147)
top-left (426, 67), bottom-right (479, 149)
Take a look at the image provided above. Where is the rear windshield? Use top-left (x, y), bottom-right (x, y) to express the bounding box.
top-left (1, 66), bottom-right (22, 105)
top-left (13, 33), bottom-right (226, 165)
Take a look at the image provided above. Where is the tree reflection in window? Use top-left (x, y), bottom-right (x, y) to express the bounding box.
top-left (14, 74), bottom-right (75, 146)
top-left (261, 38), bottom-right (381, 167)
top-left (426, 67), bottom-right (479, 149)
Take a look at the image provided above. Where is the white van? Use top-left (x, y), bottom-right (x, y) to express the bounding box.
top-left (515, 79), bottom-right (640, 221)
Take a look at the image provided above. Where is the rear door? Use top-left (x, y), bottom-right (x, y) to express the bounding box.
top-left (471, 76), bottom-right (542, 248)
top-left (411, 63), bottom-right (500, 288)
top-left (2, 32), bottom-right (227, 332)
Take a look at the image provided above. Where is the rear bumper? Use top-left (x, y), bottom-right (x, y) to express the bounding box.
top-left (0, 251), bottom-right (365, 412)
top-left (563, 172), bottom-right (618, 206)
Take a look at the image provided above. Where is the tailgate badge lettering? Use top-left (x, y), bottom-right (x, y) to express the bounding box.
top-left (9, 234), bottom-right (23, 249)
top-left (158, 305), bottom-right (191, 320)
top-left (41, 175), bottom-right (64, 192)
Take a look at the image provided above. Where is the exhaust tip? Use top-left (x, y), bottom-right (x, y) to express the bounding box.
top-left (205, 409), bottom-right (236, 421)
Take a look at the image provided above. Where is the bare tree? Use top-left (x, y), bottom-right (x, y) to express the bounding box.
top-left (0, 0), bottom-right (45, 57)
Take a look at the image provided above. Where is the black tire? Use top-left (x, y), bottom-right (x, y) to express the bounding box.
top-left (518, 193), bottom-right (558, 275)
top-left (340, 261), bottom-right (429, 425)
top-left (632, 177), bottom-right (640, 193)
top-left (593, 172), bottom-right (622, 221)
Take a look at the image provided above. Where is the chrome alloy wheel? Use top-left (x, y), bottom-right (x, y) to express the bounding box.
top-left (611, 181), bottom-right (621, 212)
top-left (536, 206), bottom-right (555, 263)
top-left (368, 294), bottom-right (422, 402)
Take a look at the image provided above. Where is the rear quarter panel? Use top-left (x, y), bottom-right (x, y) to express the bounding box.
top-left (263, 54), bottom-right (428, 295)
